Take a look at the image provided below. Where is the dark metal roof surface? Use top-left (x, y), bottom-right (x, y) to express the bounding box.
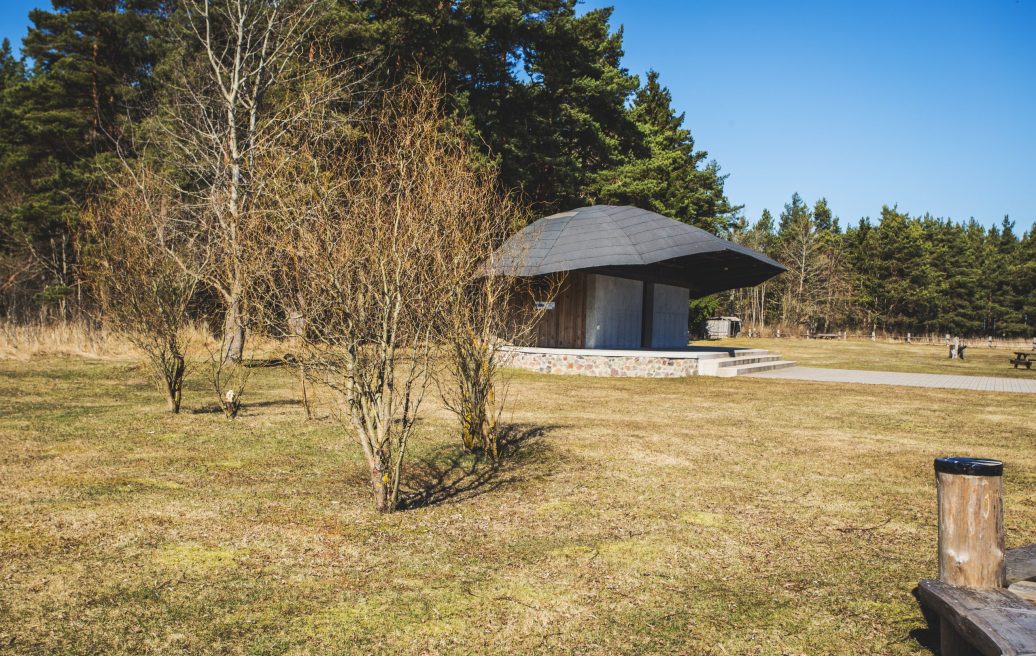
top-left (489, 205), bottom-right (785, 296)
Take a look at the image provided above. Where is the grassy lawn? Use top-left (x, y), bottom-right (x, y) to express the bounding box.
top-left (715, 337), bottom-right (1036, 378)
top-left (2, 356), bottom-right (1036, 654)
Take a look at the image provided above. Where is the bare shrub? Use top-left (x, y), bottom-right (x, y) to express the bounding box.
top-left (204, 342), bottom-right (252, 419)
top-left (433, 202), bottom-right (552, 459)
top-left (82, 167), bottom-right (200, 413)
top-left (253, 82), bottom-right (519, 511)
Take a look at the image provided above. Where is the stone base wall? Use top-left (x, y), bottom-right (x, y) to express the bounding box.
top-left (502, 348), bottom-right (698, 378)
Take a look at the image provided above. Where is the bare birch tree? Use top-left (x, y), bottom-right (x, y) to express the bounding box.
top-left (156, 0), bottom-right (321, 362)
top-left (778, 211), bottom-right (822, 328)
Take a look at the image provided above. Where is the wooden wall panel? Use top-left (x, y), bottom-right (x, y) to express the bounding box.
top-left (533, 272), bottom-right (586, 348)
top-left (557, 272), bottom-right (586, 347)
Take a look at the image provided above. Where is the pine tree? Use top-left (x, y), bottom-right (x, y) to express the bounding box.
top-left (0, 38), bottom-right (27, 238)
top-left (0, 1), bottom-right (165, 317)
top-left (0, 39), bottom-right (29, 243)
top-left (753, 208), bottom-right (777, 252)
top-left (956, 220), bottom-right (988, 335)
top-left (509, 4), bottom-right (640, 211)
top-left (0, 39), bottom-right (22, 88)
top-left (591, 70), bottom-right (740, 234)
top-left (871, 207), bottom-right (937, 333)
top-left (991, 216), bottom-right (1022, 335)
top-left (329, 1), bottom-right (638, 213)
top-left (328, 3), bottom-right (736, 224)
top-left (1019, 226), bottom-right (1036, 338)
top-left (813, 197), bottom-right (837, 233)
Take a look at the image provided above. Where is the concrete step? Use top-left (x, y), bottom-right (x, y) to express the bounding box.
top-left (714, 360), bottom-right (796, 378)
top-left (694, 348), bottom-right (772, 361)
top-left (715, 355), bottom-right (781, 367)
top-left (697, 348), bottom-right (782, 376)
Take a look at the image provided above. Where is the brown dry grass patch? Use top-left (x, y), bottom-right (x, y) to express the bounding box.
top-left (1, 355), bottom-right (1035, 654)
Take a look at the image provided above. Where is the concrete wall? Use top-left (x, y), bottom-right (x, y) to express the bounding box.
top-left (651, 283), bottom-right (690, 348)
top-left (584, 274), bottom-right (643, 348)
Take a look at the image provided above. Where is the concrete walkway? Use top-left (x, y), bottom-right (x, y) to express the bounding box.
top-left (745, 366), bottom-right (1036, 394)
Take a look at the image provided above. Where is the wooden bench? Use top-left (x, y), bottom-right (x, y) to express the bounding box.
top-left (918, 542), bottom-right (1036, 656)
top-left (1010, 352), bottom-right (1035, 369)
top-left (1007, 543), bottom-right (1036, 584)
top-left (917, 458), bottom-right (1036, 656)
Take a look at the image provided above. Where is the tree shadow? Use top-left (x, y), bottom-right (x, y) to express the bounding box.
top-left (908, 586), bottom-right (941, 654)
top-left (190, 398), bottom-right (301, 415)
top-left (397, 423), bottom-right (560, 511)
top-left (244, 356), bottom-right (295, 369)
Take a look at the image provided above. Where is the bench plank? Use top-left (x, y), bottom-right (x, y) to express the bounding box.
top-left (918, 579), bottom-right (1036, 656)
top-left (1008, 543), bottom-right (1036, 585)
top-left (1008, 581), bottom-right (1036, 605)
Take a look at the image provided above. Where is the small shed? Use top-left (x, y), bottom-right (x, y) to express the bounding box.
top-left (488, 205), bottom-right (784, 349)
top-left (704, 317), bottom-right (742, 340)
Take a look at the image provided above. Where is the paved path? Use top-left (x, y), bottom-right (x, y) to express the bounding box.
top-left (746, 366), bottom-right (1036, 394)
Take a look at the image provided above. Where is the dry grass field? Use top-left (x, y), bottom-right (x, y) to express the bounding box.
top-left (2, 347), bottom-right (1035, 654)
top-left (717, 336), bottom-right (1036, 379)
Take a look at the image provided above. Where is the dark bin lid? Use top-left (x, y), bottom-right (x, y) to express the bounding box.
top-left (934, 456), bottom-right (1003, 476)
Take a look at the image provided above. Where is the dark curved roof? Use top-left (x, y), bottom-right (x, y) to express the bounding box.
top-left (489, 205), bottom-right (786, 297)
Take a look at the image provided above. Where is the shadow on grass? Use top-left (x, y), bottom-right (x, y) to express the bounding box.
top-left (245, 356), bottom-right (295, 369)
top-left (909, 586), bottom-right (940, 654)
top-left (398, 423), bottom-right (560, 511)
top-left (190, 398), bottom-right (302, 415)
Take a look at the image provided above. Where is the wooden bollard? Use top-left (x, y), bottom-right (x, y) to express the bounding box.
top-left (936, 456), bottom-right (1005, 587)
top-left (935, 456), bottom-right (1005, 656)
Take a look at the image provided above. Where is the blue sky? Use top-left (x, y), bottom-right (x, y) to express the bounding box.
top-left (3, 1), bottom-right (1035, 230)
top-left (0, 1), bottom-right (37, 49)
top-left (583, 0), bottom-right (1036, 230)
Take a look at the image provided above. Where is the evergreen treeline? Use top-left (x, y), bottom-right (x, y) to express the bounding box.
top-left (727, 194), bottom-right (1036, 337)
top-left (0, 0), bottom-right (736, 320)
top-left (0, 1), bottom-right (1031, 336)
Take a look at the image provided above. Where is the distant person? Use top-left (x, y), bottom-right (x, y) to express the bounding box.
top-left (987, 336), bottom-right (993, 348)
top-left (958, 340), bottom-right (967, 360)
top-left (950, 336), bottom-right (959, 359)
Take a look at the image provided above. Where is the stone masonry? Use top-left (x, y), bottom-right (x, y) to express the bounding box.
top-left (501, 347), bottom-right (698, 378)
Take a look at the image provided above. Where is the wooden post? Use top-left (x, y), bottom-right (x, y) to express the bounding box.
top-left (935, 456), bottom-right (1005, 656)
